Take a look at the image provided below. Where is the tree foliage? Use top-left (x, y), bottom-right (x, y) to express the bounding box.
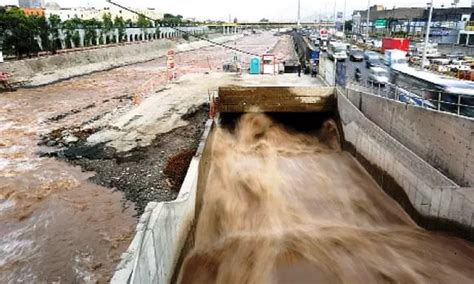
top-left (0, 8), bottom-right (195, 58)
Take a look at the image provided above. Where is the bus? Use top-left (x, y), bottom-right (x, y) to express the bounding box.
top-left (390, 65), bottom-right (474, 117)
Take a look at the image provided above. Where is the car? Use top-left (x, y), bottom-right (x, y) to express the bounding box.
top-left (367, 66), bottom-right (389, 86)
top-left (350, 50), bottom-right (364, 61)
top-left (366, 57), bottom-right (383, 68)
top-left (363, 51), bottom-right (379, 61)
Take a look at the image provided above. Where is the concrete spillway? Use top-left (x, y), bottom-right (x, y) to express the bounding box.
top-left (112, 86), bottom-right (474, 283)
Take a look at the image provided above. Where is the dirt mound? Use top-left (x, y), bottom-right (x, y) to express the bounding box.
top-left (164, 149), bottom-right (196, 190)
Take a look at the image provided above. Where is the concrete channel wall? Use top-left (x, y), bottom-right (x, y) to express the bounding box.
top-left (111, 120), bottom-right (214, 284)
top-left (338, 91), bottom-right (474, 239)
top-left (345, 88), bottom-right (474, 188)
top-left (1, 34), bottom-right (243, 88)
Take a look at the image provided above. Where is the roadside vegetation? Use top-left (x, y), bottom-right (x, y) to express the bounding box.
top-left (0, 6), bottom-right (194, 59)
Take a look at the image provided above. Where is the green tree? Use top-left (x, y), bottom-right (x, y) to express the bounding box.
top-left (344, 20), bottom-right (353, 33)
top-left (114, 15), bottom-right (126, 42)
top-left (102, 12), bottom-right (113, 43)
top-left (0, 7), bottom-right (41, 58)
top-left (63, 17), bottom-right (82, 48)
top-left (137, 15), bottom-right (151, 40)
top-left (83, 19), bottom-right (101, 46)
top-left (48, 14), bottom-right (62, 52)
top-left (137, 15), bottom-right (151, 28)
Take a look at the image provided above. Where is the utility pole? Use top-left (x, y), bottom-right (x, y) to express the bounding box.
top-left (366, 0), bottom-right (371, 37)
top-left (297, 0), bottom-right (301, 28)
top-left (333, 0), bottom-right (337, 30)
top-left (343, 0), bottom-right (347, 33)
top-left (421, 0), bottom-right (434, 70)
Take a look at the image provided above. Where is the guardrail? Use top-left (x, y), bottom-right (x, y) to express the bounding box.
top-left (345, 80), bottom-right (474, 118)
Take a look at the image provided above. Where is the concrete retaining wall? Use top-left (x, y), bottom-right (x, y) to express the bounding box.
top-left (338, 91), bottom-right (474, 239)
top-left (345, 88), bottom-right (473, 188)
top-left (111, 120), bottom-right (214, 284)
top-left (1, 34), bottom-right (243, 88)
top-left (318, 54), bottom-right (335, 86)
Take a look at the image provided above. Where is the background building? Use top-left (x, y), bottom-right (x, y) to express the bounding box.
top-left (352, 5), bottom-right (473, 43)
top-left (18, 0), bottom-right (44, 8)
top-left (43, 2), bottom-right (163, 22)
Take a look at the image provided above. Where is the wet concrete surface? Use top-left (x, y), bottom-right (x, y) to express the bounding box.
top-left (0, 33), bottom-right (282, 282)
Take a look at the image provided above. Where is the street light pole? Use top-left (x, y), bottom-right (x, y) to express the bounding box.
top-left (343, 0), bottom-right (347, 33)
top-left (366, 0), bottom-right (371, 37)
top-left (297, 0), bottom-right (301, 28)
top-left (421, 0), bottom-right (434, 70)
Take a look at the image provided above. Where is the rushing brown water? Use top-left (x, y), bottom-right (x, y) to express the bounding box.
top-left (179, 113), bottom-right (474, 283)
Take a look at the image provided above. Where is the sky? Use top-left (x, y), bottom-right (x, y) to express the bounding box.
top-left (1, 0), bottom-right (472, 21)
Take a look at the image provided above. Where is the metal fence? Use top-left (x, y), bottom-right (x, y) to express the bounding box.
top-left (345, 80), bottom-right (474, 118)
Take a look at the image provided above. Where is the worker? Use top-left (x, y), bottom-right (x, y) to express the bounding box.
top-left (311, 63), bottom-right (318, 77)
top-left (354, 67), bottom-right (361, 82)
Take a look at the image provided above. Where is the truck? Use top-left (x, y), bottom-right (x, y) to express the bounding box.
top-left (382, 37), bottom-right (410, 52)
top-left (384, 49), bottom-right (408, 67)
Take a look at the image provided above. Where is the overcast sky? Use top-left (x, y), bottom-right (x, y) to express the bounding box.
top-left (1, 0), bottom-right (472, 21)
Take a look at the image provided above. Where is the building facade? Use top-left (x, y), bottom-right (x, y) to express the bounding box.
top-left (352, 5), bottom-right (473, 43)
top-left (18, 0), bottom-right (44, 8)
top-left (43, 2), bottom-right (163, 22)
top-left (21, 7), bottom-right (45, 17)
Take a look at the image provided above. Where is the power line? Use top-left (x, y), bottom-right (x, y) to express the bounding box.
top-left (105, 0), bottom-right (260, 56)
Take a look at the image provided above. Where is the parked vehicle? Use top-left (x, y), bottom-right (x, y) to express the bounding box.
top-left (367, 67), bottom-right (389, 86)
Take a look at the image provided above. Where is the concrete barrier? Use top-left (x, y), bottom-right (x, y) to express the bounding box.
top-left (111, 120), bottom-right (214, 284)
top-left (338, 91), bottom-right (474, 240)
top-left (1, 34), bottom-right (243, 88)
top-left (345, 88), bottom-right (474, 188)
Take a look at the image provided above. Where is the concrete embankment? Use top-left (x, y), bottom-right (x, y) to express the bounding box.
top-left (338, 90), bottom-right (474, 239)
top-left (344, 88), bottom-right (473, 188)
top-left (1, 34), bottom-right (243, 88)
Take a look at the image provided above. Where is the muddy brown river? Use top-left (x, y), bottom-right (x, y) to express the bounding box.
top-left (179, 113), bottom-right (474, 283)
top-left (0, 34), bottom-right (280, 282)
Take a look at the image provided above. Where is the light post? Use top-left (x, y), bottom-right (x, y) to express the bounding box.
top-left (297, 0), bottom-right (301, 28)
top-left (421, 0), bottom-right (434, 70)
top-left (343, 0), bottom-right (347, 33)
top-left (366, 0), bottom-right (371, 37)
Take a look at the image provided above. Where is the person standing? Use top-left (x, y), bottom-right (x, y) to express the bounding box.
top-left (297, 63), bottom-right (301, 77)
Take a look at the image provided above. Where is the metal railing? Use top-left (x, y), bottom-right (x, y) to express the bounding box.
top-left (345, 80), bottom-right (474, 118)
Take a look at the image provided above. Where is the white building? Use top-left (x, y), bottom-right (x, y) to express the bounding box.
top-left (44, 2), bottom-right (163, 22)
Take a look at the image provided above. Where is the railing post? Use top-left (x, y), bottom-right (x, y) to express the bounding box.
top-left (438, 92), bottom-right (441, 111)
top-left (457, 95), bottom-right (461, 115)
